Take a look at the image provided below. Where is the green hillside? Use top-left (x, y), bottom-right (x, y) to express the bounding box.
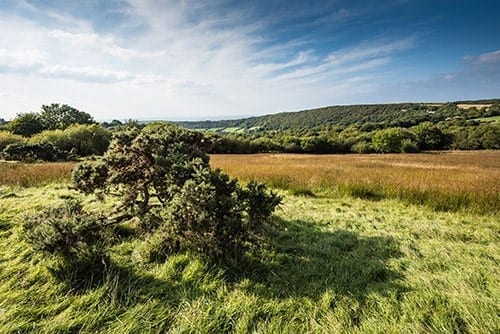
top-left (177, 99), bottom-right (500, 132)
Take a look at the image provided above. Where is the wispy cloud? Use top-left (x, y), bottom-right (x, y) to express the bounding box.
top-left (0, 0), bottom-right (445, 120)
top-left (48, 30), bottom-right (169, 60)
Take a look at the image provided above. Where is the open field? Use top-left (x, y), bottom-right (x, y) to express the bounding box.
top-left (211, 151), bottom-right (500, 214)
top-left (472, 115), bottom-right (500, 123)
top-left (1, 151), bottom-right (498, 214)
top-left (0, 161), bottom-right (74, 187)
top-left (0, 181), bottom-right (498, 332)
top-left (456, 104), bottom-right (493, 110)
top-left (0, 151), bottom-right (498, 332)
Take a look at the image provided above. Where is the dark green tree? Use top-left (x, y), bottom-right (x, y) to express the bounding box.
top-left (372, 128), bottom-right (415, 153)
top-left (413, 122), bottom-right (445, 150)
top-left (39, 103), bottom-right (94, 130)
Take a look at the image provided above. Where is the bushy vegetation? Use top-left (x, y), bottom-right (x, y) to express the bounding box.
top-left (22, 199), bottom-right (108, 264)
top-left (31, 124), bottom-right (111, 157)
top-left (1, 104), bottom-right (111, 162)
top-left (1, 100), bottom-right (499, 162)
top-left (179, 101), bottom-right (500, 154)
top-left (23, 123), bottom-right (280, 270)
top-left (0, 131), bottom-right (25, 150)
top-left (1, 142), bottom-right (66, 162)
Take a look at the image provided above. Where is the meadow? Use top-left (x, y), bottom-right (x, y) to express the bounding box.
top-left (0, 151), bottom-right (498, 332)
top-left (211, 151), bottom-right (500, 214)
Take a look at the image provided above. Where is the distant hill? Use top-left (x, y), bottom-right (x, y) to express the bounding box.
top-left (177, 99), bottom-right (500, 132)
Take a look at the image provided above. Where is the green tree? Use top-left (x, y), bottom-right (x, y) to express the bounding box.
top-left (7, 112), bottom-right (45, 137)
top-left (372, 128), bottom-right (415, 153)
top-left (413, 122), bottom-right (445, 150)
top-left (39, 103), bottom-right (94, 130)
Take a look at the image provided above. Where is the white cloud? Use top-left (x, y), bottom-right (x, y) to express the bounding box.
top-left (0, 1), bottom-right (417, 120)
top-left (48, 30), bottom-right (169, 60)
top-left (0, 48), bottom-right (47, 68)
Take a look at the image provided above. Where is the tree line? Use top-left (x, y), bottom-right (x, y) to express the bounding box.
top-left (0, 102), bottom-right (499, 162)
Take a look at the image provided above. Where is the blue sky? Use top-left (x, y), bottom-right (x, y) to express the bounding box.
top-left (0, 0), bottom-right (499, 121)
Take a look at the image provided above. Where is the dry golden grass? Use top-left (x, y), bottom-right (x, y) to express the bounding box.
top-left (210, 151), bottom-right (500, 213)
top-left (0, 161), bottom-right (75, 187)
top-left (0, 151), bottom-right (498, 213)
top-left (456, 104), bottom-right (492, 110)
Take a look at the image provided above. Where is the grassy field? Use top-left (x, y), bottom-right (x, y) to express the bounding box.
top-left (0, 161), bottom-right (74, 187)
top-left (456, 104), bottom-right (493, 110)
top-left (0, 152), bottom-right (498, 332)
top-left (211, 151), bottom-right (500, 214)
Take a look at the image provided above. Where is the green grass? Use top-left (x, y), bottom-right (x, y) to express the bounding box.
top-left (471, 115), bottom-right (500, 123)
top-left (0, 184), bottom-right (498, 333)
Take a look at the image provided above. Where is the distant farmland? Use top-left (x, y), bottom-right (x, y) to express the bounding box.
top-left (457, 104), bottom-right (493, 110)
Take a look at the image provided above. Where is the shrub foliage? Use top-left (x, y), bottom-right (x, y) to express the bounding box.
top-left (24, 123), bottom-right (283, 266)
top-left (22, 200), bottom-right (108, 261)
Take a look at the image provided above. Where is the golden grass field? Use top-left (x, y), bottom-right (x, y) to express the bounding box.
top-left (0, 161), bottom-right (74, 187)
top-left (456, 104), bottom-right (493, 110)
top-left (0, 151), bottom-right (498, 213)
top-left (210, 151), bottom-right (500, 213)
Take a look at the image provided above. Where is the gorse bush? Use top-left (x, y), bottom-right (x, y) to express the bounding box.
top-left (22, 200), bottom-right (108, 262)
top-left (69, 123), bottom-right (281, 264)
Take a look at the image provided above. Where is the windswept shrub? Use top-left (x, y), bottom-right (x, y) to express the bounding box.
top-left (239, 180), bottom-right (282, 232)
top-left (72, 123), bottom-right (281, 264)
top-left (71, 160), bottom-right (108, 195)
top-left (73, 123), bottom-right (210, 216)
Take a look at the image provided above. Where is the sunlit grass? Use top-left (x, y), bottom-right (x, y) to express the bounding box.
top-left (0, 161), bottom-right (75, 187)
top-left (210, 151), bottom-right (500, 214)
top-left (0, 186), bottom-right (498, 332)
top-left (1, 151), bottom-right (498, 214)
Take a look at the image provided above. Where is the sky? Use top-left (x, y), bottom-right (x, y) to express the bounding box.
top-left (0, 0), bottom-right (499, 121)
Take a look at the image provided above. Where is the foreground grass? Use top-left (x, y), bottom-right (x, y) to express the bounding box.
top-left (0, 184), bottom-right (498, 333)
top-left (211, 151), bottom-right (500, 214)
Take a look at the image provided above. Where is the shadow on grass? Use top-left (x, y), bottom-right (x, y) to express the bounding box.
top-left (230, 217), bottom-right (405, 301)
top-left (50, 217), bottom-right (405, 308)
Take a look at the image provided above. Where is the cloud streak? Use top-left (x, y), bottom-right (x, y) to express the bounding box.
top-left (0, 0), bottom-right (497, 121)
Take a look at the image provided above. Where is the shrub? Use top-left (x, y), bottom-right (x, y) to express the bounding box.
top-left (351, 140), bottom-right (375, 154)
top-left (31, 124), bottom-right (111, 158)
top-left (72, 123), bottom-right (281, 264)
top-left (145, 168), bottom-right (281, 263)
top-left (22, 200), bottom-right (108, 261)
top-left (0, 131), bottom-right (25, 151)
top-left (71, 160), bottom-right (109, 195)
top-left (400, 139), bottom-right (420, 153)
top-left (1, 142), bottom-right (65, 162)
